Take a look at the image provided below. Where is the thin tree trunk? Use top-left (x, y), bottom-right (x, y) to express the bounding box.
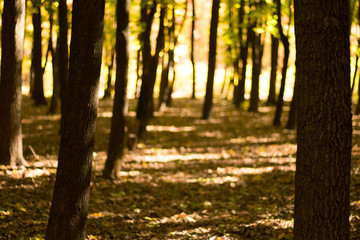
top-left (202, 0), bottom-right (220, 120)
top-left (273, 0), bottom-right (290, 126)
top-left (191, 0), bottom-right (196, 99)
top-left (103, 0), bottom-right (130, 179)
top-left (45, 0), bottom-right (105, 238)
top-left (0, 0), bottom-right (26, 166)
top-left (49, 11), bottom-right (61, 114)
top-left (267, 35), bottom-right (279, 105)
top-left (32, 4), bottom-right (47, 106)
top-left (103, 49), bottom-right (115, 99)
top-left (248, 29), bottom-right (263, 112)
top-left (58, 0), bottom-right (69, 133)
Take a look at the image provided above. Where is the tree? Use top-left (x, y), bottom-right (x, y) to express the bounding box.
top-left (48, 3), bottom-right (61, 114)
top-left (273, 0), bottom-right (290, 126)
top-left (103, 0), bottom-right (130, 179)
top-left (31, 1), bottom-right (47, 106)
top-left (202, 0), bottom-right (220, 120)
top-left (0, 0), bottom-right (26, 166)
top-left (191, 0), bottom-right (196, 99)
top-left (248, 27), bottom-right (263, 112)
top-left (294, 0), bottom-right (352, 238)
top-left (267, 35), bottom-right (279, 105)
top-left (45, 0), bottom-right (105, 238)
top-left (58, 0), bottom-right (69, 130)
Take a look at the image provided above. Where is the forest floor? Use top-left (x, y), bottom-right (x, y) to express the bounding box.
top-left (1, 96), bottom-right (360, 239)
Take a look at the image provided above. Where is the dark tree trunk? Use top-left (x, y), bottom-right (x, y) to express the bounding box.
top-left (294, 0), bottom-right (352, 239)
top-left (103, 0), bottom-right (130, 179)
top-left (248, 29), bottom-right (263, 113)
top-left (202, 0), bottom-right (220, 120)
top-left (233, 0), bottom-right (245, 107)
top-left (191, 0), bottom-right (196, 99)
top-left (136, 3), bottom-right (165, 139)
top-left (356, 73), bottom-right (360, 113)
top-left (58, 0), bottom-right (69, 132)
top-left (32, 4), bottom-right (47, 106)
top-left (165, 0), bottom-right (188, 107)
top-left (236, 26), bottom-right (251, 105)
top-left (0, 0), bottom-right (26, 166)
top-left (267, 35), bottom-right (279, 105)
top-left (103, 49), bottom-right (115, 99)
top-left (273, 0), bottom-right (290, 126)
top-left (49, 11), bottom-right (61, 114)
top-left (158, 49), bottom-right (170, 110)
top-left (45, 0), bottom-right (105, 238)
top-left (135, 0), bottom-right (157, 135)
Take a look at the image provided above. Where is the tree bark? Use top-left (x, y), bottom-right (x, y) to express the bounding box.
top-left (0, 0), bottom-right (26, 166)
top-left (294, 0), bottom-right (352, 239)
top-left (103, 0), bottom-right (130, 179)
top-left (191, 0), bottom-right (196, 99)
top-left (45, 0), bottom-right (105, 238)
top-left (103, 49), bottom-right (115, 99)
top-left (58, 0), bottom-right (69, 132)
top-left (136, 3), bottom-right (165, 139)
top-left (49, 11), bottom-right (61, 114)
top-left (267, 35), bottom-right (279, 105)
top-left (273, 0), bottom-right (290, 126)
top-left (32, 3), bottom-right (47, 106)
top-left (248, 29), bottom-right (263, 113)
top-left (202, 0), bottom-right (220, 120)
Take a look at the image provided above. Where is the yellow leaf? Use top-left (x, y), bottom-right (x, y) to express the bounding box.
top-left (278, 232), bottom-right (286, 239)
top-left (15, 203), bottom-right (27, 212)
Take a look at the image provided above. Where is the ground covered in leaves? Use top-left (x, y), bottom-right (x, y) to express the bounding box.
top-left (1, 96), bottom-right (360, 239)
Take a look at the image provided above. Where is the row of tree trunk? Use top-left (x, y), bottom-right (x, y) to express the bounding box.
top-left (0, 0), bottom-right (354, 238)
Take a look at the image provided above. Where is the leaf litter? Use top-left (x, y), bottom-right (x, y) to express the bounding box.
top-left (0, 96), bottom-right (359, 239)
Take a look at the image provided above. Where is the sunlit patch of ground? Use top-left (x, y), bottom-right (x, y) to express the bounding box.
top-left (1, 96), bottom-right (360, 239)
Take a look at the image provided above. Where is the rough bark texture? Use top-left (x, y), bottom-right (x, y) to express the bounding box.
top-left (0, 0), bottom-right (26, 166)
top-left (267, 35), bottom-right (279, 105)
top-left (202, 0), bottom-right (220, 120)
top-left (294, 0), bottom-right (352, 239)
top-left (103, 0), bottom-right (130, 179)
top-left (32, 4), bottom-right (47, 106)
top-left (45, 0), bottom-right (105, 238)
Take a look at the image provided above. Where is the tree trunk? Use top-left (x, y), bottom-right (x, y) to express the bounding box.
top-left (294, 0), bottom-right (351, 239)
top-left (267, 35), bottom-right (279, 105)
top-left (191, 0), bottom-right (196, 99)
top-left (202, 0), bottom-right (220, 120)
top-left (58, 0), bottom-right (69, 132)
top-left (0, 0), bottom-right (26, 166)
top-left (248, 29), bottom-right (263, 113)
top-left (103, 0), bottom-right (130, 179)
top-left (236, 26), bottom-right (251, 105)
top-left (136, 3), bottom-right (165, 139)
top-left (45, 0), bottom-right (105, 238)
top-left (233, 0), bottom-right (245, 107)
top-left (49, 11), bottom-right (61, 114)
top-left (103, 49), bottom-right (115, 99)
top-left (32, 4), bottom-right (47, 106)
top-left (273, 0), bottom-right (290, 126)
